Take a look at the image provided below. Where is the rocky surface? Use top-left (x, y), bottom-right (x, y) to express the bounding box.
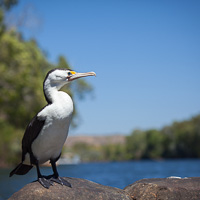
top-left (9, 177), bottom-right (131, 200)
top-left (9, 177), bottom-right (200, 200)
top-left (124, 177), bottom-right (200, 200)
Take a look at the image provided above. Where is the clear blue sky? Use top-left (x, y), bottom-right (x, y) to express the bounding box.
top-left (8, 0), bottom-right (200, 135)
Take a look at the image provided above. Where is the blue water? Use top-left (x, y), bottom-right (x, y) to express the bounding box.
top-left (1, 159), bottom-right (200, 199)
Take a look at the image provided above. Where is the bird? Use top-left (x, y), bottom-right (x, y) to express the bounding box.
top-left (9, 68), bottom-right (96, 188)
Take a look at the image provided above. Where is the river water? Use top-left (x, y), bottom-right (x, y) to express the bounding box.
top-left (1, 159), bottom-right (200, 199)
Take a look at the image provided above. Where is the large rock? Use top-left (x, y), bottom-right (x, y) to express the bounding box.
top-left (9, 177), bottom-right (131, 200)
top-left (124, 177), bottom-right (200, 200)
top-left (9, 177), bottom-right (200, 200)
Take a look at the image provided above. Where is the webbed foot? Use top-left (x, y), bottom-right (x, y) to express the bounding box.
top-left (50, 176), bottom-right (71, 187)
top-left (38, 177), bottom-right (53, 189)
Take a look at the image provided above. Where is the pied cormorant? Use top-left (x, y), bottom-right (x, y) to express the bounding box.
top-left (9, 68), bottom-right (96, 188)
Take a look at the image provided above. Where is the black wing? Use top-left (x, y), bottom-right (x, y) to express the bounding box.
top-left (22, 115), bottom-right (45, 162)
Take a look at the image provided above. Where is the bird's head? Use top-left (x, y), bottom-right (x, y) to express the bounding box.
top-left (44, 68), bottom-right (96, 90)
top-left (43, 68), bottom-right (96, 103)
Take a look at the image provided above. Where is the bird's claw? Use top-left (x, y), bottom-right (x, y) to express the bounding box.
top-left (50, 176), bottom-right (71, 187)
top-left (38, 177), bottom-right (53, 189)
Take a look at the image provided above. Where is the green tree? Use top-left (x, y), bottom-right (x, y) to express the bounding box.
top-left (0, 0), bottom-right (18, 35)
top-left (0, 0), bottom-right (17, 10)
top-left (102, 144), bottom-right (126, 161)
top-left (126, 130), bottom-right (147, 159)
top-left (71, 143), bottom-right (101, 162)
top-left (143, 129), bottom-right (165, 159)
top-left (0, 31), bottom-right (49, 128)
top-left (125, 115), bottom-right (200, 161)
top-left (167, 115), bottom-right (200, 158)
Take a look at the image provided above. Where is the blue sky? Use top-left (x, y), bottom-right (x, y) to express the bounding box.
top-left (8, 0), bottom-right (200, 135)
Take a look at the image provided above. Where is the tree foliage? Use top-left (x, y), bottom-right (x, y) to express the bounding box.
top-left (126, 115), bottom-right (200, 160)
top-left (0, 0), bottom-right (18, 35)
top-left (0, 31), bottom-right (49, 128)
top-left (0, 0), bottom-right (17, 10)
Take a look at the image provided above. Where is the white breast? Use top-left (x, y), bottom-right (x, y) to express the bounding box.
top-left (31, 92), bottom-right (73, 164)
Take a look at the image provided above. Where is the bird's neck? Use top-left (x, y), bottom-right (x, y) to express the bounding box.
top-left (43, 78), bottom-right (60, 104)
top-left (44, 85), bottom-right (70, 104)
top-left (44, 87), bottom-right (55, 103)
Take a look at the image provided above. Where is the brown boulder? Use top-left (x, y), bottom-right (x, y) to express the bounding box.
top-left (9, 177), bottom-right (131, 200)
top-left (124, 177), bottom-right (200, 200)
top-left (9, 177), bottom-right (200, 200)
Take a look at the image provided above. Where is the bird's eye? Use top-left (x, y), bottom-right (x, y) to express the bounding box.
top-left (68, 72), bottom-right (72, 76)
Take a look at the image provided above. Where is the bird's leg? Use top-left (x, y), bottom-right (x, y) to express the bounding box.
top-left (36, 161), bottom-right (52, 189)
top-left (50, 159), bottom-right (71, 187)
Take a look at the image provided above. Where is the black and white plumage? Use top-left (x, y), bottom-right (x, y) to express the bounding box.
top-left (10, 68), bottom-right (96, 188)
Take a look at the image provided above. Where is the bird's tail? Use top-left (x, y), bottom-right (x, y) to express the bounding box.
top-left (9, 163), bottom-right (33, 177)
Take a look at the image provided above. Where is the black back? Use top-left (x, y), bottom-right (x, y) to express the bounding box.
top-left (22, 115), bottom-right (45, 163)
